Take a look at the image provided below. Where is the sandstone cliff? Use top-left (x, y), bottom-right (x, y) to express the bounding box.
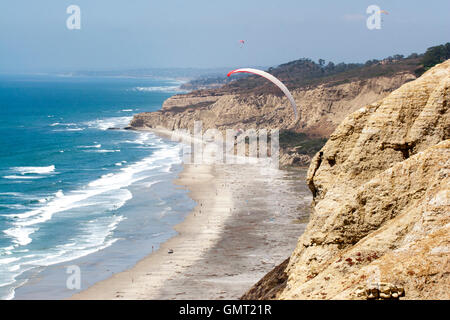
top-left (242, 60), bottom-right (450, 300)
top-left (130, 73), bottom-right (415, 138)
top-left (129, 73), bottom-right (415, 166)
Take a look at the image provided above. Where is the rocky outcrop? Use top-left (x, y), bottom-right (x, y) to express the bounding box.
top-left (279, 151), bottom-right (312, 167)
top-left (242, 60), bottom-right (450, 300)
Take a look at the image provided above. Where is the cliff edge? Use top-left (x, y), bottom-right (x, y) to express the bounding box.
top-left (242, 60), bottom-right (450, 300)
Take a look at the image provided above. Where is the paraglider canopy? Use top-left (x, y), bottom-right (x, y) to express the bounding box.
top-left (227, 68), bottom-right (299, 121)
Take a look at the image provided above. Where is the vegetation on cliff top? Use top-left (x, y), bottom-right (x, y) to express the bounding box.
top-left (279, 130), bottom-right (327, 156)
top-left (415, 42), bottom-right (450, 76)
top-left (183, 43), bottom-right (449, 95)
top-left (224, 55), bottom-right (421, 96)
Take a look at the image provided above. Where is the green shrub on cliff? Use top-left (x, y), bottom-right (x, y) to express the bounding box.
top-left (224, 55), bottom-right (420, 95)
top-left (415, 42), bottom-right (450, 76)
top-left (279, 130), bottom-right (327, 156)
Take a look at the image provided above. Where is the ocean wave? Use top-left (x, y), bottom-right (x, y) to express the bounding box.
top-left (140, 180), bottom-right (162, 188)
top-left (0, 140), bottom-right (182, 300)
top-left (0, 214), bottom-right (125, 300)
top-left (83, 149), bottom-right (120, 153)
top-left (0, 204), bottom-right (27, 210)
top-left (21, 215), bottom-right (125, 268)
top-left (0, 189), bottom-right (132, 300)
top-left (158, 206), bottom-right (173, 219)
top-left (50, 122), bottom-right (77, 127)
top-left (85, 116), bottom-right (132, 131)
top-left (0, 257), bottom-right (20, 265)
top-left (0, 192), bottom-right (24, 197)
top-left (52, 128), bottom-right (84, 132)
top-left (50, 123), bottom-right (81, 132)
top-left (131, 86), bottom-right (188, 93)
top-left (3, 166), bottom-right (56, 180)
top-left (11, 165), bottom-right (55, 175)
top-left (4, 143), bottom-right (181, 244)
top-left (79, 144), bottom-right (101, 149)
top-left (124, 132), bottom-right (161, 146)
top-left (3, 175), bottom-right (45, 180)
top-left (3, 227), bottom-right (36, 246)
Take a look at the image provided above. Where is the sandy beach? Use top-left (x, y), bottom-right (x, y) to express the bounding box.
top-left (71, 130), bottom-right (311, 300)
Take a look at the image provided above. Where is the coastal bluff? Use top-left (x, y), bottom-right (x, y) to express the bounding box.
top-left (129, 73), bottom-right (414, 138)
top-left (129, 72), bottom-right (415, 166)
top-left (242, 60), bottom-right (450, 300)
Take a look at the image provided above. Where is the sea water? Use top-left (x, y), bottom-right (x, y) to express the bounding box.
top-left (0, 74), bottom-right (195, 299)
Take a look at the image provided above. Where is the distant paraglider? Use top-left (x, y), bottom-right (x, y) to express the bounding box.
top-left (239, 40), bottom-right (245, 48)
top-left (227, 68), bottom-right (299, 121)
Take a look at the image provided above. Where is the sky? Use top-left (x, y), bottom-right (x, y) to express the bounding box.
top-left (0, 0), bottom-right (449, 72)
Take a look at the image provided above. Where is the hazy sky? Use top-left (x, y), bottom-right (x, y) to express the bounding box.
top-left (1, 0), bottom-right (449, 72)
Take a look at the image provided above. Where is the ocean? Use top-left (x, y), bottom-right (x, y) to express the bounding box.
top-left (0, 74), bottom-right (195, 299)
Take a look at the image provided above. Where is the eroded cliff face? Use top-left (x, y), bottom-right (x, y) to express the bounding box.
top-left (130, 73), bottom-right (415, 137)
top-left (242, 60), bottom-right (450, 300)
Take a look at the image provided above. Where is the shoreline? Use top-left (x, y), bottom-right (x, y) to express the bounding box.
top-left (72, 163), bottom-right (229, 299)
top-left (71, 129), bottom-right (311, 300)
